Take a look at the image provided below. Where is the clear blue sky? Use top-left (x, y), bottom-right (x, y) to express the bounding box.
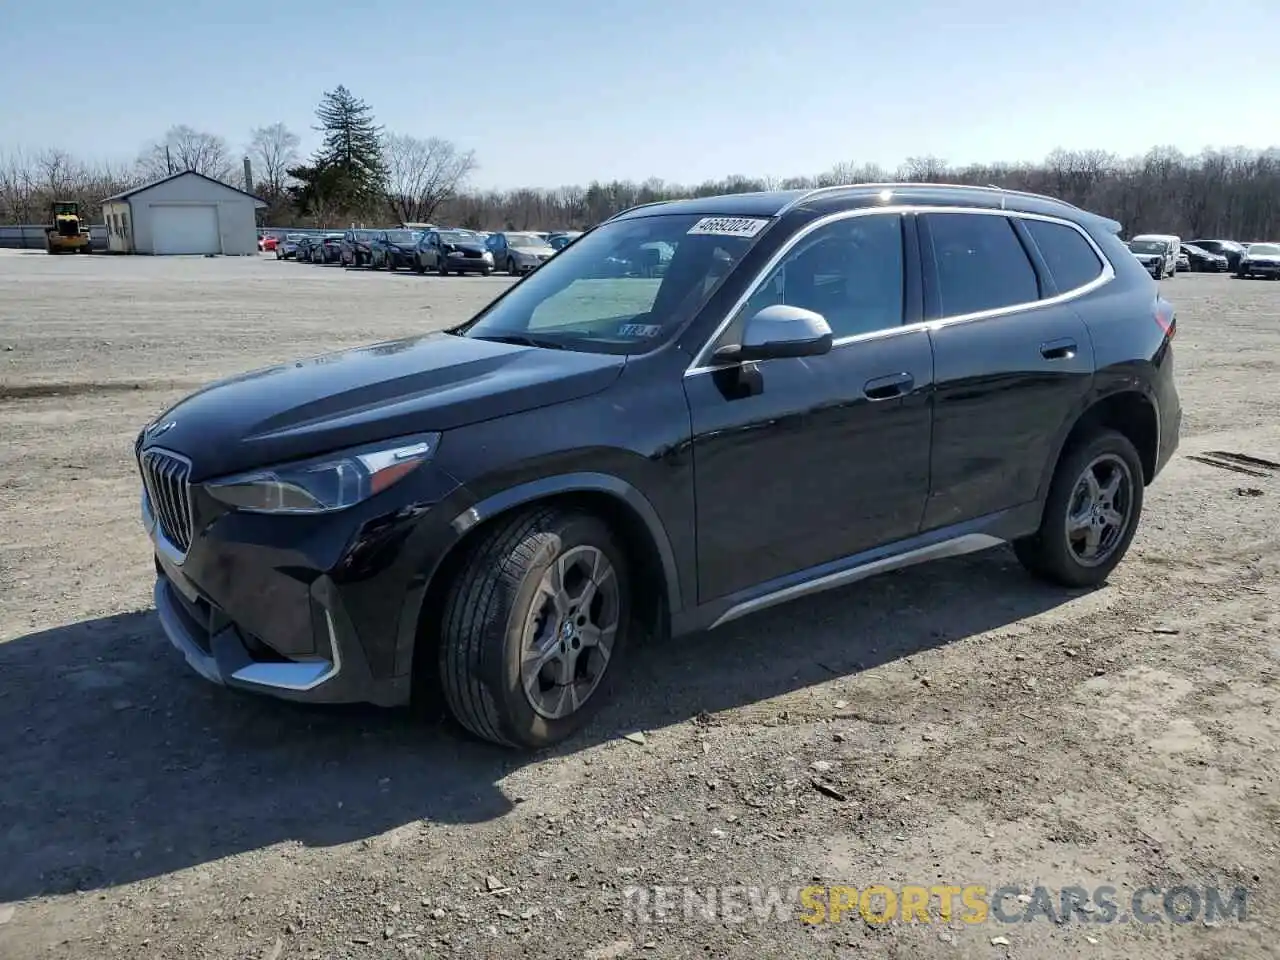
top-left (1, 0), bottom-right (1275, 190)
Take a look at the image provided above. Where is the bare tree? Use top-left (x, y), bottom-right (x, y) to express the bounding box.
top-left (249, 122), bottom-right (301, 200)
top-left (137, 126), bottom-right (234, 181)
top-left (382, 134), bottom-right (477, 224)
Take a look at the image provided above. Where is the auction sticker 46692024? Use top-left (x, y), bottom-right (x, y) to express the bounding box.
top-left (686, 217), bottom-right (771, 238)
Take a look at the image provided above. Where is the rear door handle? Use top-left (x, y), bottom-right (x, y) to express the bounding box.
top-left (1040, 338), bottom-right (1077, 360)
top-left (863, 372), bottom-right (914, 400)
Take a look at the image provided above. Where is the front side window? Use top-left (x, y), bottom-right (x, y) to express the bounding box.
top-left (729, 213), bottom-right (905, 343)
top-left (459, 213), bottom-right (765, 354)
top-left (1023, 219), bottom-right (1104, 292)
top-left (926, 213), bottom-right (1039, 317)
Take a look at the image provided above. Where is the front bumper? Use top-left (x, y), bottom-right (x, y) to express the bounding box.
top-left (446, 256), bottom-right (493, 273)
top-left (152, 572), bottom-right (401, 704)
top-left (1240, 262), bottom-right (1280, 276)
top-left (140, 461), bottom-right (469, 706)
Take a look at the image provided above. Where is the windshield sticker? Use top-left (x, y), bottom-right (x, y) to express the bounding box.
top-left (618, 322), bottom-right (663, 338)
top-left (687, 216), bottom-right (770, 238)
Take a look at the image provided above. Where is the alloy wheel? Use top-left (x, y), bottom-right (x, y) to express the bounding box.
top-left (519, 545), bottom-right (620, 720)
top-left (1064, 453), bottom-right (1134, 567)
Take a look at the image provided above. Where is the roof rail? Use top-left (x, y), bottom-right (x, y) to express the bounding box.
top-left (778, 181), bottom-right (1081, 216)
top-left (606, 199), bottom-right (671, 221)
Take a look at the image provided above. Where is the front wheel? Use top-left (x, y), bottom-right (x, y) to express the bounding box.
top-left (438, 508), bottom-right (631, 749)
top-left (1013, 429), bottom-right (1144, 588)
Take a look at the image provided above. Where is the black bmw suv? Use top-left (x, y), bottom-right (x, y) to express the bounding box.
top-left (137, 184), bottom-right (1181, 749)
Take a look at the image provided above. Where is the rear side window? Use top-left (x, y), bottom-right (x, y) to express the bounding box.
top-left (925, 213), bottom-right (1039, 317)
top-left (1025, 219), bottom-right (1104, 292)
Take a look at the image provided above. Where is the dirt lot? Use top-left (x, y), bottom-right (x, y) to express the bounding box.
top-left (0, 251), bottom-right (1278, 960)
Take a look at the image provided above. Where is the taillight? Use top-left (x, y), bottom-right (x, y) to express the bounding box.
top-left (1154, 299), bottom-right (1176, 339)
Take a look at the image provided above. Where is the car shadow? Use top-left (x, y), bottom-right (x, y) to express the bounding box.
top-left (0, 545), bottom-right (1086, 901)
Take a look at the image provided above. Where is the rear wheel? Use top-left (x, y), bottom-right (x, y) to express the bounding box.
top-left (438, 508), bottom-right (630, 749)
top-left (1013, 429), bottom-right (1144, 588)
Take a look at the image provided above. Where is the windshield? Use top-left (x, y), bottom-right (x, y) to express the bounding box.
top-left (459, 212), bottom-right (766, 354)
top-left (352, 230), bottom-right (376, 240)
top-left (1128, 240), bottom-right (1166, 254)
top-left (286, 233), bottom-right (304, 240)
top-left (508, 234), bottom-right (548, 248)
top-left (1248, 243), bottom-right (1280, 256)
top-left (438, 230), bottom-right (475, 244)
top-left (386, 230), bottom-right (418, 243)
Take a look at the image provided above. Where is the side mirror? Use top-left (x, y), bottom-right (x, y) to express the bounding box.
top-left (712, 305), bottom-right (833, 363)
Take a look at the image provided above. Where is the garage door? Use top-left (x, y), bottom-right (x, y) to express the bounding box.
top-left (151, 204), bottom-right (220, 255)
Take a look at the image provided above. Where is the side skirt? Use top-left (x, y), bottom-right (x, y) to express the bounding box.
top-left (671, 502), bottom-right (1041, 635)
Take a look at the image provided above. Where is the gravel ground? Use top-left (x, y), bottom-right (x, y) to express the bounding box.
top-left (0, 251), bottom-right (1277, 960)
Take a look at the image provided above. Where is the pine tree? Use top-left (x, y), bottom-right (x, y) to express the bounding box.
top-left (312, 85), bottom-right (386, 210)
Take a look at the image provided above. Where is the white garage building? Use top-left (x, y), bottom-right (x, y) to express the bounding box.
top-left (101, 170), bottom-right (266, 256)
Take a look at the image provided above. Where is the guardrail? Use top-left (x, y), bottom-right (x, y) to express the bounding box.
top-left (0, 224), bottom-right (108, 251)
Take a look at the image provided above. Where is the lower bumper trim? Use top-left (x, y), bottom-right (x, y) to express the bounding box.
top-left (153, 578), bottom-right (338, 694)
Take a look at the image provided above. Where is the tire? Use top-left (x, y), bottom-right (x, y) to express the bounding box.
top-left (438, 508), bottom-right (631, 749)
top-left (508, 258), bottom-right (519, 276)
top-left (1013, 429), bottom-right (1144, 588)
top-left (481, 266), bottom-right (492, 276)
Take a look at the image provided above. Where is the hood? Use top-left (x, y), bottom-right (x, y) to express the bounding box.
top-left (513, 245), bottom-right (554, 257)
top-left (1132, 252), bottom-right (1161, 261)
top-left (443, 241), bottom-right (488, 254)
top-left (140, 333), bottom-right (626, 480)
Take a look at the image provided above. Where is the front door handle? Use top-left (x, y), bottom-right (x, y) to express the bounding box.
top-left (1040, 338), bottom-right (1078, 360)
top-left (863, 372), bottom-right (914, 400)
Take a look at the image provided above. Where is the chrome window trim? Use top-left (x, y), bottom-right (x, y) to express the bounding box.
top-left (684, 204), bottom-right (1115, 377)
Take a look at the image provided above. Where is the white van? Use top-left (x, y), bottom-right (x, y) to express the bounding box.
top-left (1129, 234), bottom-right (1180, 279)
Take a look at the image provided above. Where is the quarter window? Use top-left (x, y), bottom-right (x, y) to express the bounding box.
top-left (925, 213), bottom-right (1039, 317)
top-left (730, 213), bottom-right (905, 343)
top-left (1023, 219), bottom-right (1103, 292)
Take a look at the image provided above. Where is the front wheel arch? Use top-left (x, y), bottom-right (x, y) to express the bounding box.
top-left (403, 476), bottom-right (680, 712)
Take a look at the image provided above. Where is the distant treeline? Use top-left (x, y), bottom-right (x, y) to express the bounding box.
top-left (3, 145), bottom-right (1278, 241)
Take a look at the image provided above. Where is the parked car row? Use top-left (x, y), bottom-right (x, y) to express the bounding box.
top-left (271, 226), bottom-right (585, 276)
top-left (1122, 234), bottom-right (1278, 279)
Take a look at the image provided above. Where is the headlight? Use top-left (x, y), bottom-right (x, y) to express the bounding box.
top-left (205, 435), bottom-right (440, 515)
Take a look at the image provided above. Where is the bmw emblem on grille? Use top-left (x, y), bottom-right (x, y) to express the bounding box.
top-left (147, 419), bottom-right (176, 438)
